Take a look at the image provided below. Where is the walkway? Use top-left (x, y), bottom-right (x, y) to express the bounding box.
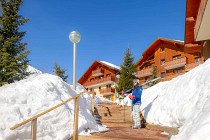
top-left (78, 103), bottom-right (178, 140)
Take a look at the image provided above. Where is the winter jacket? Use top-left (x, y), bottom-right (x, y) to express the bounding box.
top-left (125, 86), bottom-right (143, 105)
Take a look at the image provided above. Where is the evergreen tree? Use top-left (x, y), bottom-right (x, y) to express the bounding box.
top-left (116, 48), bottom-right (136, 92)
top-left (149, 66), bottom-right (158, 86)
top-left (53, 63), bottom-right (68, 82)
top-left (0, 0), bottom-right (30, 86)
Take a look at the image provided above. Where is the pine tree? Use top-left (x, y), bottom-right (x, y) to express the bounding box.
top-left (116, 48), bottom-right (136, 92)
top-left (149, 66), bottom-right (158, 86)
top-left (0, 0), bottom-right (30, 86)
top-left (53, 63), bottom-right (68, 82)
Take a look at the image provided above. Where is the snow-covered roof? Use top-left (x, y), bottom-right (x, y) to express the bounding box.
top-left (100, 61), bottom-right (120, 70)
top-left (174, 40), bottom-right (184, 43)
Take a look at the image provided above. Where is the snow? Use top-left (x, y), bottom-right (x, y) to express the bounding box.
top-left (1, 58), bottom-right (210, 140)
top-left (26, 65), bottom-right (42, 74)
top-left (117, 59), bottom-right (210, 140)
top-left (100, 61), bottom-right (120, 70)
top-left (0, 71), bottom-right (108, 140)
top-left (174, 40), bottom-right (184, 43)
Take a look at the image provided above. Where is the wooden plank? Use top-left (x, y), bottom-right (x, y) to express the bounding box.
top-left (73, 97), bottom-right (79, 140)
top-left (10, 91), bottom-right (86, 130)
top-left (31, 118), bottom-right (37, 140)
top-left (92, 93), bottom-right (95, 113)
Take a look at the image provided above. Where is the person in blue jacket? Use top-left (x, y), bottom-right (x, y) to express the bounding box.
top-left (122, 79), bottom-right (143, 129)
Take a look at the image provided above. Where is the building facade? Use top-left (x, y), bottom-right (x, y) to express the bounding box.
top-left (78, 60), bottom-right (120, 101)
top-left (185, 0), bottom-right (210, 59)
top-left (136, 38), bottom-right (204, 83)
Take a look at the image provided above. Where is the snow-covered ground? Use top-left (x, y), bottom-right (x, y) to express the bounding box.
top-left (1, 59), bottom-right (210, 140)
top-left (0, 68), bottom-right (109, 140)
top-left (117, 59), bottom-right (210, 140)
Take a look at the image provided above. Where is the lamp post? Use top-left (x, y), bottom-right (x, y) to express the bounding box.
top-left (69, 31), bottom-right (81, 90)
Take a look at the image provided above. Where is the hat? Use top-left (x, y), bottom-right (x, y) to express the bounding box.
top-left (133, 79), bottom-right (140, 84)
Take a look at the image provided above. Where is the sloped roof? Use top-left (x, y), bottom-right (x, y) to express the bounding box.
top-left (100, 61), bottom-right (120, 70)
top-left (136, 37), bottom-right (184, 66)
top-left (78, 60), bottom-right (120, 84)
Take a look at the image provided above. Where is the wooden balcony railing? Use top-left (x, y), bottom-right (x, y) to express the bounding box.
top-left (100, 88), bottom-right (115, 94)
top-left (84, 76), bottom-right (116, 87)
top-left (92, 69), bottom-right (104, 77)
top-left (10, 90), bottom-right (95, 140)
top-left (185, 61), bottom-right (203, 71)
top-left (136, 68), bottom-right (153, 78)
top-left (164, 57), bottom-right (186, 70)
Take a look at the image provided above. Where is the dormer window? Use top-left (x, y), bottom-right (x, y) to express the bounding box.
top-left (161, 47), bottom-right (165, 52)
top-left (195, 57), bottom-right (202, 62)
top-left (161, 59), bottom-right (165, 65)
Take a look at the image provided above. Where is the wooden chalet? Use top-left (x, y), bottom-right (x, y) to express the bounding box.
top-left (78, 60), bottom-right (120, 101)
top-left (136, 37), bottom-right (204, 83)
top-left (185, 0), bottom-right (210, 59)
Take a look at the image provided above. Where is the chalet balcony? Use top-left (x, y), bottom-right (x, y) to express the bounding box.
top-left (164, 57), bottom-right (186, 70)
top-left (185, 61), bottom-right (203, 72)
top-left (136, 68), bottom-right (153, 78)
top-left (92, 69), bottom-right (104, 77)
top-left (100, 88), bottom-right (115, 95)
top-left (84, 76), bottom-right (116, 88)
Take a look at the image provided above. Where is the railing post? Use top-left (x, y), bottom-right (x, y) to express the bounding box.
top-left (73, 97), bottom-right (79, 140)
top-left (92, 92), bottom-right (95, 113)
top-left (31, 118), bottom-right (37, 140)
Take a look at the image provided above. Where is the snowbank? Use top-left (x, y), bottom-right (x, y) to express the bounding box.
top-left (0, 73), bottom-right (107, 140)
top-left (26, 65), bottom-right (42, 74)
top-left (116, 59), bottom-right (210, 140)
top-left (142, 59), bottom-right (210, 140)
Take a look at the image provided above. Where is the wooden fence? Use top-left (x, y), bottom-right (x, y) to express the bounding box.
top-left (10, 90), bottom-right (95, 140)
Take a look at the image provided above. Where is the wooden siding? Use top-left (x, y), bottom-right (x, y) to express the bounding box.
top-left (78, 60), bottom-right (119, 101)
top-left (136, 38), bottom-right (203, 83)
top-left (185, 0), bottom-right (201, 44)
top-left (194, 0), bottom-right (208, 40)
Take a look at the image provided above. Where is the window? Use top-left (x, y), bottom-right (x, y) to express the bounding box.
top-left (99, 86), bottom-right (101, 91)
top-left (90, 78), bottom-right (94, 81)
top-left (195, 57), bottom-right (202, 62)
top-left (145, 77), bottom-right (150, 82)
top-left (178, 69), bottom-right (182, 74)
top-left (145, 65), bottom-right (151, 69)
top-left (174, 69), bottom-right (182, 75)
top-left (107, 96), bottom-right (111, 100)
top-left (173, 55), bottom-right (181, 60)
top-left (161, 47), bottom-right (165, 52)
top-left (106, 84), bottom-right (111, 88)
top-left (106, 74), bottom-right (111, 77)
top-left (173, 70), bottom-right (177, 74)
top-left (161, 59), bottom-right (165, 65)
top-left (161, 72), bottom-right (166, 78)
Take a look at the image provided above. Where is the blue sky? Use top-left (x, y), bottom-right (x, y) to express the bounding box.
top-left (20, 0), bottom-right (186, 83)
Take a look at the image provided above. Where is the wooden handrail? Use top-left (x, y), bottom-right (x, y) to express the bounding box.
top-left (10, 91), bottom-right (86, 130)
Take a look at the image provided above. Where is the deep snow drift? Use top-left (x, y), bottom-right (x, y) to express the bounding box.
top-left (117, 59), bottom-right (210, 140)
top-left (0, 70), bottom-right (109, 140)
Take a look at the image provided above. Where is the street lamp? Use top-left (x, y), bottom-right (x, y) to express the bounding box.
top-left (69, 31), bottom-right (81, 90)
